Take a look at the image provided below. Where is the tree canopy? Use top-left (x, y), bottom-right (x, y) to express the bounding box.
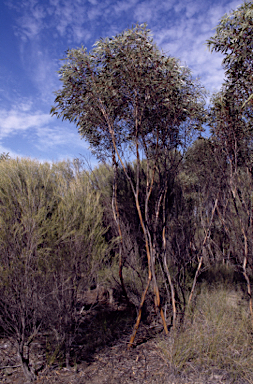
top-left (51, 24), bottom-right (206, 162)
top-left (207, 1), bottom-right (253, 109)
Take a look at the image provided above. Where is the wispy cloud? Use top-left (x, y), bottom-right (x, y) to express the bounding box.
top-left (114, 0), bottom-right (138, 14)
top-left (11, 0), bottom-right (48, 41)
top-left (0, 104), bottom-right (90, 162)
top-left (9, 0), bottom-right (96, 45)
top-left (35, 123), bottom-right (89, 151)
top-left (0, 107), bottom-right (51, 138)
top-left (7, 0), bottom-right (104, 102)
top-left (133, 0), bottom-right (176, 22)
top-left (3, 0), bottom-right (244, 162)
top-left (9, 0), bottom-right (237, 102)
top-left (152, 1), bottom-right (240, 95)
top-left (28, 49), bottom-right (60, 103)
top-left (134, 1), bottom-right (154, 22)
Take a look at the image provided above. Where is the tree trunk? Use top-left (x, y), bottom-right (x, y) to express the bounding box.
top-left (112, 155), bottom-right (129, 304)
top-left (128, 273), bottom-right (152, 349)
top-left (18, 341), bottom-right (36, 383)
top-left (162, 191), bottom-right (177, 329)
top-left (151, 245), bottom-right (168, 334)
top-left (163, 252), bottom-right (177, 329)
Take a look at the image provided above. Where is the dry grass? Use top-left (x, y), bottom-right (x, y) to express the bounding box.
top-left (158, 285), bottom-right (253, 383)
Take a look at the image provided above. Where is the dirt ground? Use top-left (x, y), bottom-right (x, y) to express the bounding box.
top-left (0, 292), bottom-right (250, 384)
top-left (0, 331), bottom-right (245, 384)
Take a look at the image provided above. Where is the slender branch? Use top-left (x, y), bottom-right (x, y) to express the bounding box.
top-left (162, 186), bottom-right (177, 329)
top-left (188, 197), bottom-right (218, 306)
top-left (111, 152), bottom-right (129, 304)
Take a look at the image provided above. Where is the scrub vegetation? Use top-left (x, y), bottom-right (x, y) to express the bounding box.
top-left (1, 2), bottom-right (253, 382)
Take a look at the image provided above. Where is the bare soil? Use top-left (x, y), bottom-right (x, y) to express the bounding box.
top-left (0, 327), bottom-right (246, 384)
top-left (0, 292), bottom-right (250, 384)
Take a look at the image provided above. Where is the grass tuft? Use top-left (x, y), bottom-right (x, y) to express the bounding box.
top-left (158, 285), bottom-right (253, 382)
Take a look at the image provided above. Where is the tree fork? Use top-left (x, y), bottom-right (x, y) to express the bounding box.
top-left (153, 281), bottom-right (168, 334)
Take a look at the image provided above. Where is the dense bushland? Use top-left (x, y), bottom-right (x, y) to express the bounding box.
top-left (1, 145), bottom-right (252, 382)
top-left (1, 2), bottom-right (253, 382)
top-left (0, 158), bottom-right (109, 381)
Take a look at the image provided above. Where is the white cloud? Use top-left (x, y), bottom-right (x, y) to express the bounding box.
top-left (15, 17), bottom-right (41, 41)
top-left (18, 100), bottom-right (33, 112)
top-left (35, 124), bottom-right (89, 150)
top-left (0, 108), bottom-right (51, 138)
top-left (88, 0), bottom-right (98, 5)
top-left (32, 53), bottom-right (60, 102)
top-left (152, 1), bottom-right (241, 96)
top-left (87, 7), bottom-right (102, 21)
top-left (12, 1), bottom-right (48, 41)
top-left (72, 26), bottom-right (92, 43)
top-left (133, 0), bottom-right (175, 22)
top-left (0, 106), bottom-right (90, 161)
top-left (134, 3), bottom-right (153, 22)
top-left (32, 3), bottom-right (46, 20)
top-left (11, 0), bottom-right (238, 108)
top-left (185, 2), bottom-right (200, 18)
top-left (49, 0), bottom-right (59, 6)
top-left (114, 0), bottom-right (137, 13)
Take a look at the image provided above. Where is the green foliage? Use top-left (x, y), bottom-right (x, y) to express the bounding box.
top-left (0, 158), bottom-right (58, 381)
top-left (209, 90), bottom-right (253, 169)
top-left (51, 24), bottom-right (206, 332)
top-left (0, 157), bottom-right (56, 294)
top-left (208, 89), bottom-right (253, 273)
top-left (182, 137), bottom-right (227, 195)
top-left (0, 152), bottom-right (10, 161)
top-left (51, 23), bottom-right (206, 162)
top-left (198, 264), bottom-right (246, 287)
top-left (0, 157), bottom-right (110, 376)
top-left (206, 3), bottom-right (253, 286)
top-left (51, 160), bottom-right (108, 282)
top-left (159, 286), bottom-right (253, 382)
top-left (207, 1), bottom-right (253, 109)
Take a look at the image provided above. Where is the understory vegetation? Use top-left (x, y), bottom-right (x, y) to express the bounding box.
top-left (0, 152), bottom-right (252, 383)
top-left (160, 282), bottom-right (253, 383)
top-left (1, 2), bottom-right (253, 383)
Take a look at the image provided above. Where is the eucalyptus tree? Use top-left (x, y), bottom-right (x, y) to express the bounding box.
top-left (207, 0), bottom-right (253, 170)
top-left (207, 1), bottom-right (253, 321)
top-left (207, 1), bottom-right (253, 110)
top-left (51, 24), bottom-right (206, 345)
top-left (208, 91), bottom-right (253, 323)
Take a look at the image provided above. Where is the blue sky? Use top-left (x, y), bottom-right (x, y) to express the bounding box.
top-left (0, 0), bottom-right (241, 165)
